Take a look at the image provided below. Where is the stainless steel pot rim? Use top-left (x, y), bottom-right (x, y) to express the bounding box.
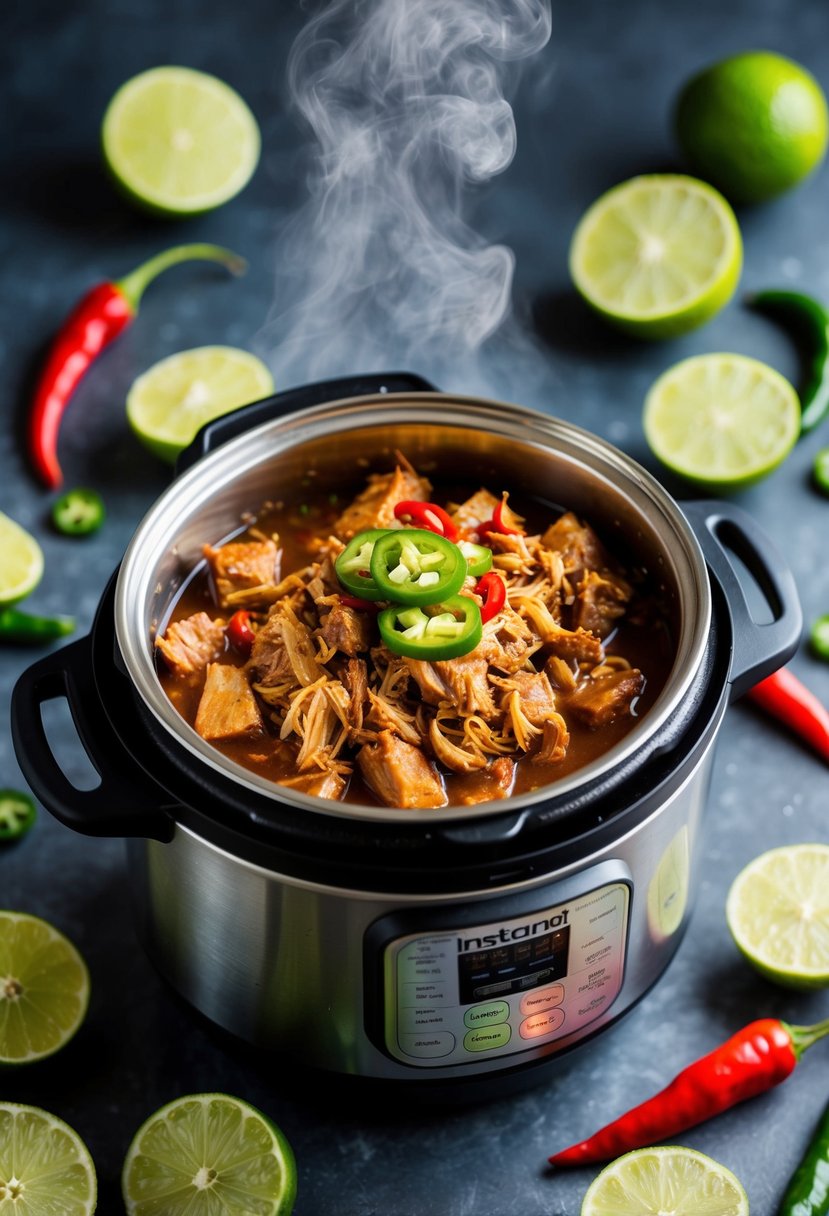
top-left (115, 391), bottom-right (712, 825)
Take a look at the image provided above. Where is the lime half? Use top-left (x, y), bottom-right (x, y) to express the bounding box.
top-left (127, 346), bottom-right (275, 463)
top-left (643, 352), bottom-right (799, 490)
top-left (569, 174), bottom-right (742, 339)
top-left (726, 843), bottom-right (829, 989)
top-left (102, 66), bottom-right (260, 216)
top-left (0, 1102), bottom-right (97, 1215)
top-left (0, 911), bottom-right (90, 1064)
top-left (0, 513), bottom-right (44, 607)
top-left (581, 1146), bottom-right (749, 1216)
top-left (122, 1093), bottom-right (297, 1216)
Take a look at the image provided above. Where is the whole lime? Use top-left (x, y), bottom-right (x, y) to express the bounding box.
top-left (675, 50), bottom-right (828, 203)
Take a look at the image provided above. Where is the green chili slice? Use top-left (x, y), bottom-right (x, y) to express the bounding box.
top-left (0, 789), bottom-right (36, 842)
top-left (752, 289), bottom-right (829, 434)
top-left (777, 1094), bottom-right (829, 1216)
top-left (370, 528), bottom-right (466, 606)
top-left (0, 608), bottom-right (75, 643)
top-left (458, 539), bottom-right (493, 577)
top-left (811, 614), bottom-right (829, 662)
top-left (814, 448), bottom-right (829, 496)
top-left (378, 595), bottom-right (482, 660)
top-left (52, 487), bottom-right (106, 536)
top-left (334, 529), bottom-right (392, 600)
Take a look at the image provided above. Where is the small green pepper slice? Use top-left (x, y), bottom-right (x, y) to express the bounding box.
top-left (334, 529), bottom-right (391, 601)
top-left (378, 594), bottom-right (482, 660)
top-left (52, 487), bottom-right (106, 536)
top-left (0, 608), bottom-right (75, 643)
top-left (811, 614), bottom-right (829, 662)
top-left (814, 448), bottom-right (829, 497)
top-left (458, 539), bottom-right (493, 577)
top-left (370, 529), bottom-right (466, 606)
top-left (0, 789), bottom-right (36, 842)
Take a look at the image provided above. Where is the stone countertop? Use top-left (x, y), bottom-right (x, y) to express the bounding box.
top-left (2, 1), bottom-right (828, 1213)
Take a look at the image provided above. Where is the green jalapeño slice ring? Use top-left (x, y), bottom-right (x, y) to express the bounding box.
top-left (378, 595), bottom-right (483, 661)
top-left (370, 529), bottom-right (467, 606)
top-left (0, 790), bottom-right (37, 842)
top-left (334, 529), bottom-right (391, 600)
top-left (457, 540), bottom-right (493, 577)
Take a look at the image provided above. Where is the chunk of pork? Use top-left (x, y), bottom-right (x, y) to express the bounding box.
top-left (357, 730), bottom-right (447, 808)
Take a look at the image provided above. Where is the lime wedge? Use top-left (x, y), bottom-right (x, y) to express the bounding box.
top-left (643, 352), bottom-right (799, 490)
top-left (0, 1102), bottom-right (97, 1214)
top-left (102, 66), bottom-right (260, 216)
top-left (569, 174), bottom-right (742, 339)
top-left (122, 1093), bottom-right (297, 1216)
top-left (726, 843), bottom-right (829, 989)
top-left (126, 346), bottom-right (275, 463)
top-left (581, 1146), bottom-right (748, 1216)
top-left (0, 911), bottom-right (90, 1064)
top-left (0, 513), bottom-right (44, 607)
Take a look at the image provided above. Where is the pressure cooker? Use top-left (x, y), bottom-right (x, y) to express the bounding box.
top-left (11, 372), bottom-right (802, 1098)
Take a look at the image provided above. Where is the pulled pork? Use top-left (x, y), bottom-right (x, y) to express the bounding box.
top-left (157, 463), bottom-right (650, 809)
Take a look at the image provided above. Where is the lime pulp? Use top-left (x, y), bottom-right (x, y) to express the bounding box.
top-left (0, 1102), bottom-right (97, 1214)
top-left (580, 1145), bottom-right (749, 1216)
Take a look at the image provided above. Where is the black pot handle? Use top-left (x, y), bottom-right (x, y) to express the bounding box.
top-left (10, 636), bottom-right (176, 841)
top-left (177, 370), bottom-right (438, 472)
top-left (681, 500), bottom-right (802, 700)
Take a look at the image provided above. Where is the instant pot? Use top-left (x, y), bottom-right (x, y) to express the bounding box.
top-left (11, 373), bottom-right (801, 1097)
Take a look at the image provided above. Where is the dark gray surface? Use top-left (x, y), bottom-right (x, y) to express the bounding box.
top-left (2, 1), bottom-right (829, 1213)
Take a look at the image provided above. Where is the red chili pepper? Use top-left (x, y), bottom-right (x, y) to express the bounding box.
top-left (475, 572), bottom-right (506, 623)
top-left (478, 492), bottom-right (523, 538)
top-left (226, 610), bottom-right (256, 656)
top-left (393, 500), bottom-right (459, 542)
top-left (549, 1016), bottom-right (829, 1168)
top-left (746, 668), bottom-right (829, 764)
top-left (339, 595), bottom-right (380, 613)
top-left (29, 243), bottom-right (246, 488)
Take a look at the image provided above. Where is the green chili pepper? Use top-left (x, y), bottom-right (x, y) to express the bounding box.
top-left (814, 448), bottom-right (829, 496)
top-left (752, 290), bottom-right (829, 434)
top-left (334, 528), bottom-right (392, 600)
top-left (811, 615), bottom-right (829, 662)
top-left (457, 539), bottom-right (493, 577)
top-left (51, 487), bottom-right (106, 536)
top-left (0, 607), bottom-right (75, 643)
top-left (378, 594), bottom-right (482, 660)
top-left (0, 790), bottom-right (36, 842)
top-left (370, 529), bottom-right (467, 606)
top-left (777, 1096), bottom-right (829, 1216)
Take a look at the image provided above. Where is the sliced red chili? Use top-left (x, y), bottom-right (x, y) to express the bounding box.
top-left (226, 610), bottom-right (256, 656)
top-left (478, 492), bottom-right (523, 537)
top-left (339, 595), bottom-right (380, 613)
top-left (475, 572), bottom-right (506, 623)
top-left (394, 500), bottom-right (459, 542)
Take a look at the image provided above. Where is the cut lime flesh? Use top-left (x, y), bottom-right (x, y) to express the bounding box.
top-left (0, 1102), bottom-right (97, 1214)
top-left (126, 346), bottom-right (275, 463)
top-left (570, 175), bottom-right (742, 339)
top-left (726, 844), bottom-right (829, 989)
top-left (0, 513), bottom-right (44, 607)
top-left (643, 352), bottom-right (799, 489)
top-left (581, 1146), bottom-right (749, 1216)
top-left (102, 66), bottom-right (260, 215)
top-left (0, 911), bottom-right (90, 1064)
top-left (122, 1093), bottom-right (297, 1216)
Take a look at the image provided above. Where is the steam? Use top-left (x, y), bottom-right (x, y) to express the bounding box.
top-left (258, 0), bottom-right (552, 395)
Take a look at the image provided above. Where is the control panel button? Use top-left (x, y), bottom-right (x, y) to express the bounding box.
top-left (520, 985), bottom-right (564, 1015)
top-left (399, 1032), bottom-right (456, 1059)
top-left (463, 1000), bottom-right (509, 1029)
top-left (463, 1024), bottom-right (512, 1052)
top-left (519, 1008), bottom-right (565, 1039)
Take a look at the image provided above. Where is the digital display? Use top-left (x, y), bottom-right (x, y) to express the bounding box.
top-left (457, 927), bottom-right (570, 1004)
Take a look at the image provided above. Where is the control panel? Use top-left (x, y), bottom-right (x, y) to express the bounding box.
top-left (380, 879), bottom-right (629, 1067)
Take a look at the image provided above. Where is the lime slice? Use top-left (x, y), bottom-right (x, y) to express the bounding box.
top-left (0, 912), bottom-right (90, 1064)
top-left (0, 513), bottom-right (44, 607)
top-left (0, 1102), bottom-right (97, 1214)
top-left (126, 346), bottom-right (275, 463)
top-left (122, 1093), bottom-right (297, 1216)
top-left (581, 1146), bottom-right (748, 1216)
top-left (726, 843), bottom-right (829, 989)
top-left (569, 174), bottom-right (742, 339)
top-left (102, 66), bottom-right (260, 216)
top-left (643, 352), bottom-right (799, 490)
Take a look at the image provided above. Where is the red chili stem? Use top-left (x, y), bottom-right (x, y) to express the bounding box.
top-left (28, 243), bottom-right (246, 489)
top-left (393, 500), bottom-right (459, 542)
top-left (746, 667), bottom-right (829, 764)
top-left (475, 572), bottom-right (506, 623)
top-left (549, 1016), bottom-right (829, 1168)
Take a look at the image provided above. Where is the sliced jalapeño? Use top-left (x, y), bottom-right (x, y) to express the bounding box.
top-left (378, 595), bottom-right (482, 660)
top-left (334, 528), bottom-right (391, 601)
top-left (369, 528), bottom-right (466, 606)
